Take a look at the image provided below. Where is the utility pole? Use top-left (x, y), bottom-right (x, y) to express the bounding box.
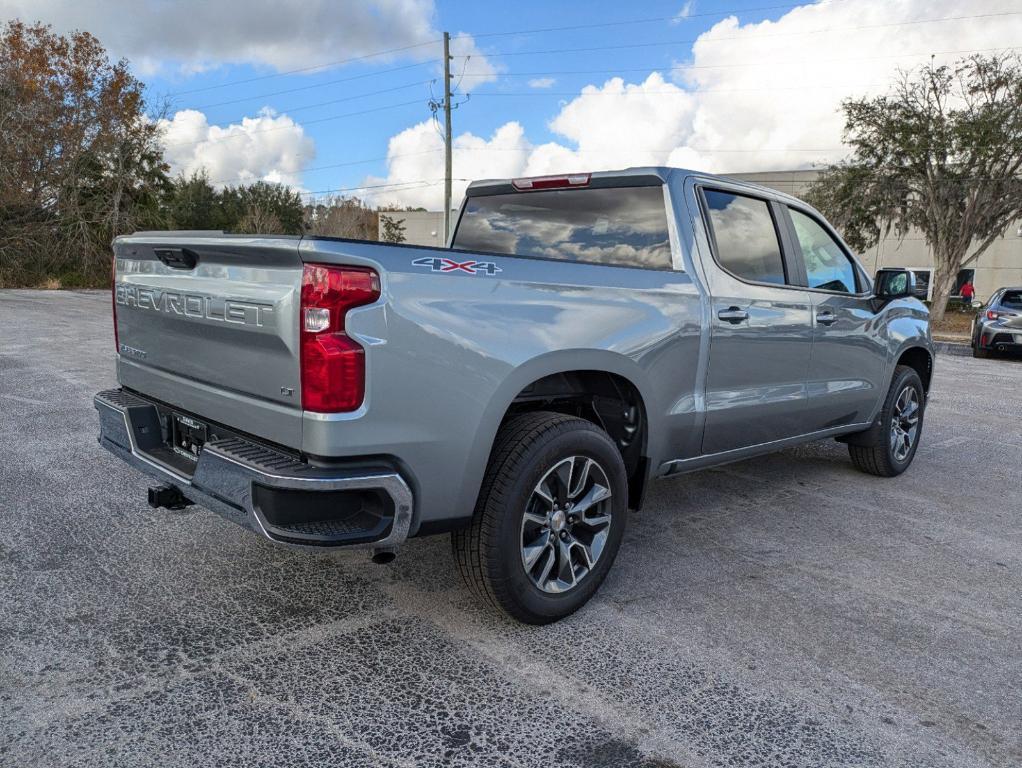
top-left (442, 31), bottom-right (453, 244)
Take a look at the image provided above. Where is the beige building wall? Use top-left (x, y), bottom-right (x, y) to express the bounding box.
top-left (377, 211), bottom-right (446, 248)
top-left (730, 170), bottom-right (1022, 302)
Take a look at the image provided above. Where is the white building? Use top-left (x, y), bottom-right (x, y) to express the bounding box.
top-left (377, 211), bottom-right (446, 249)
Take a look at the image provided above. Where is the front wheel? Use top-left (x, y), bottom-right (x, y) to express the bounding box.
top-left (452, 411), bottom-right (628, 624)
top-left (847, 365), bottom-right (925, 477)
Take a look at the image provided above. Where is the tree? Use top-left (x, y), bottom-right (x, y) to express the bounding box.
top-left (379, 214), bottom-right (407, 243)
top-left (166, 171), bottom-right (222, 230)
top-left (229, 181), bottom-right (304, 234)
top-left (304, 195), bottom-right (378, 239)
top-left (806, 55), bottom-right (1022, 324)
top-left (0, 21), bottom-right (168, 287)
top-left (166, 175), bottom-right (304, 234)
top-left (237, 204), bottom-right (283, 235)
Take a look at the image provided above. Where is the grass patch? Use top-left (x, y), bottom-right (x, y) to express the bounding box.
top-left (933, 310), bottom-right (975, 336)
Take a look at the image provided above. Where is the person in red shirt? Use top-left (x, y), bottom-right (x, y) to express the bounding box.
top-left (961, 280), bottom-right (976, 304)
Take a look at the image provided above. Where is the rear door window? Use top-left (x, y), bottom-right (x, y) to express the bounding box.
top-left (451, 185), bottom-right (673, 269)
top-left (701, 190), bottom-right (787, 286)
top-left (1001, 290), bottom-right (1022, 309)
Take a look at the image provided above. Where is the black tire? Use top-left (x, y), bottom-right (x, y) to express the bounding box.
top-left (847, 365), bottom-right (925, 477)
top-left (973, 343), bottom-right (991, 359)
top-left (452, 411), bottom-right (628, 624)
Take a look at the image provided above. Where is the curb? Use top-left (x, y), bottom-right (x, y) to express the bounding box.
top-left (934, 340), bottom-right (971, 357)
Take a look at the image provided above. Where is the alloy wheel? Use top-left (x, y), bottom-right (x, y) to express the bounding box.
top-left (890, 385), bottom-right (920, 462)
top-left (519, 456), bottom-right (613, 594)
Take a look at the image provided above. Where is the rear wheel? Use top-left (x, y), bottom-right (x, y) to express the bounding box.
top-left (847, 365), bottom-right (925, 477)
top-left (452, 411), bottom-right (627, 624)
top-left (973, 342), bottom-right (992, 359)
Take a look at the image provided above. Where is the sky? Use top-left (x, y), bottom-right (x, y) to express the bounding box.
top-left (5, 0), bottom-right (1022, 209)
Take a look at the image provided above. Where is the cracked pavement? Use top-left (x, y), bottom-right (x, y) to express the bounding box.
top-left (2, 289), bottom-right (1020, 767)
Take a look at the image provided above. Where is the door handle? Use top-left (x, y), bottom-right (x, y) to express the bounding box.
top-left (717, 306), bottom-right (749, 324)
top-left (816, 310), bottom-right (838, 326)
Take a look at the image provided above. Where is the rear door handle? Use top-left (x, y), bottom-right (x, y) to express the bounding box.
top-left (717, 306), bottom-right (749, 324)
top-left (816, 310), bottom-right (838, 326)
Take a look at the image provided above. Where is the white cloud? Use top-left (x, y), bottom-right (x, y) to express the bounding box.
top-left (528, 77), bottom-right (557, 89)
top-left (536, 73), bottom-right (695, 174)
top-left (362, 120), bottom-right (531, 209)
top-left (365, 73), bottom-right (693, 207)
top-left (158, 108), bottom-right (315, 188)
top-left (0, 0), bottom-right (500, 80)
top-left (369, 0), bottom-right (1022, 208)
top-left (663, 0), bottom-right (1022, 173)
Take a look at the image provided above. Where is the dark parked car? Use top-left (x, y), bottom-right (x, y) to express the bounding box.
top-left (972, 287), bottom-right (1022, 358)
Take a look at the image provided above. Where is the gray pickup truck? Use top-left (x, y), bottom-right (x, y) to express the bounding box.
top-left (95, 167), bottom-right (933, 623)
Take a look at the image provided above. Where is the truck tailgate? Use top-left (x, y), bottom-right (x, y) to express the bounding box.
top-left (113, 234), bottom-right (303, 447)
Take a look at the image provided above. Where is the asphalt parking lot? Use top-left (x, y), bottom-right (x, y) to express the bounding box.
top-left (2, 289), bottom-right (1020, 768)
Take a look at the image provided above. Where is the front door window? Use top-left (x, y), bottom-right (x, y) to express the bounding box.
top-left (789, 208), bottom-right (859, 293)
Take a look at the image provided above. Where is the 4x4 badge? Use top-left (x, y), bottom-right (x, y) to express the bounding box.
top-left (412, 256), bottom-right (502, 276)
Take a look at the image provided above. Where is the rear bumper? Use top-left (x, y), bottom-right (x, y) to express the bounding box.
top-left (94, 388), bottom-right (413, 550)
top-left (982, 338), bottom-right (1022, 352)
top-left (975, 323), bottom-right (1022, 351)
top-left (987, 341), bottom-right (1022, 352)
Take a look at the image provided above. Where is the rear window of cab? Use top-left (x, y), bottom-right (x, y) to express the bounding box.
top-left (451, 186), bottom-right (673, 270)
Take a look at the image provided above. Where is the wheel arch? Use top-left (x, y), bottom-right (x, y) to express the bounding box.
top-left (457, 351), bottom-right (657, 518)
top-left (895, 345), bottom-right (934, 394)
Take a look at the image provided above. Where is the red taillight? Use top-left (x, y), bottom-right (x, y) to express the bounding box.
top-left (300, 264), bottom-right (380, 413)
top-left (987, 310), bottom-right (999, 320)
top-left (112, 256), bottom-right (119, 353)
top-left (511, 173), bottom-right (591, 191)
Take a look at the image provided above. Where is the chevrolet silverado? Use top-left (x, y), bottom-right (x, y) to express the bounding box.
top-left (95, 167), bottom-right (933, 623)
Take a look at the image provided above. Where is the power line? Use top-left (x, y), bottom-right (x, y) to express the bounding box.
top-left (298, 180), bottom-right (436, 198)
top-left (209, 144), bottom-right (848, 190)
top-left (457, 12), bottom-right (1022, 59)
top-left (205, 149), bottom-right (443, 187)
top-left (455, 46), bottom-right (1022, 78)
top-left (470, 0), bottom-right (854, 37)
top-left (470, 84), bottom-right (886, 97)
top-left (456, 146), bottom-right (847, 154)
top-left (298, 178), bottom-right (473, 199)
top-left (204, 80), bottom-right (432, 127)
top-left (164, 9), bottom-right (1019, 114)
top-left (188, 62), bottom-right (433, 111)
top-left (167, 39), bottom-right (441, 96)
top-left (161, 2), bottom-right (1014, 97)
top-left (161, 2), bottom-right (853, 100)
top-left (173, 46), bottom-right (1021, 138)
top-left (161, 99), bottom-right (424, 149)
top-left (160, 5), bottom-right (1017, 114)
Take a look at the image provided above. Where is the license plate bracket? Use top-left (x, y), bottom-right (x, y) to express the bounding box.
top-left (169, 413), bottom-right (208, 460)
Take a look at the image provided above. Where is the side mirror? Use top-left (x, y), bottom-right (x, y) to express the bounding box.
top-left (874, 268), bottom-right (917, 300)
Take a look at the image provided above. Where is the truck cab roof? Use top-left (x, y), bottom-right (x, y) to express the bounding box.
top-left (464, 166), bottom-right (807, 207)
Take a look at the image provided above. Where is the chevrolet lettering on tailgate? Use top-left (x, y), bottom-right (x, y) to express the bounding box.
top-left (115, 284), bottom-right (274, 327)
